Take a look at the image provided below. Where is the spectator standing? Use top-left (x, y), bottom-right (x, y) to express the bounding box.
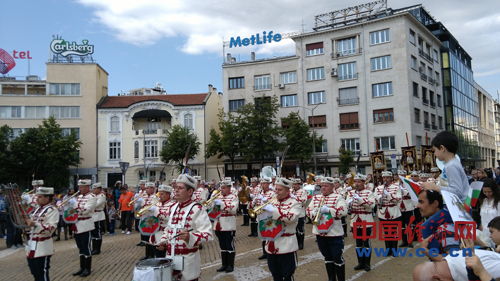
top-left (117, 187), bottom-right (134, 234)
top-left (114, 181), bottom-right (122, 208)
top-left (108, 202), bottom-right (117, 235)
top-left (478, 178), bottom-right (500, 237)
top-left (495, 168), bottom-right (500, 186)
top-left (0, 189), bottom-right (6, 239)
top-left (4, 195), bottom-right (24, 248)
top-left (470, 169), bottom-right (479, 184)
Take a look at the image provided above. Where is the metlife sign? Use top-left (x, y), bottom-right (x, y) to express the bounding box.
top-left (229, 31), bottom-right (282, 48)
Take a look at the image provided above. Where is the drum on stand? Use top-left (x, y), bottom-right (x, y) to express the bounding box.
top-left (133, 258), bottom-right (173, 281)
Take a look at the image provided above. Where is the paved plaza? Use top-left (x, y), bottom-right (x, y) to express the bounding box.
top-left (0, 215), bottom-right (425, 281)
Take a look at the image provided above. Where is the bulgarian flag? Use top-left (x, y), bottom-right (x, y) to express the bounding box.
top-left (464, 181), bottom-right (483, 212)
top-left (399, 176), bottom-right (422, 202)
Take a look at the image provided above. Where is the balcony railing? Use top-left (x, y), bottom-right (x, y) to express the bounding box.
top-left (424, 123), bottom-right (430, 129)
top-left (422, 98), bottom-right (429, 105)
top-left (338, 97), bottom-right (359, 105)
top-left (338, 73), bottom-right (358, 81)
top-left (428, 78), bottom-right (436, 85)
top-left (420, 72), bottom-right (428, 81)
top-left (418, 48), bottom-right (433, 62)
top-left (432, 124), bottom-right (438, 130)
top-left (331, 48), bottom-right (363, 59)
top-left (430, 101), bottom-right (436, 107)
top-left (253, 84), bottom-right (272, 91)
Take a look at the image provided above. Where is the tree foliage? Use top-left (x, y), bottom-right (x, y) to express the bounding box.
top-left (160, 124), bottom-right (201, 173)
top-left (338, 146), bottom-right (354, 175)
top-left (0, 125), bottom-right (14, 183)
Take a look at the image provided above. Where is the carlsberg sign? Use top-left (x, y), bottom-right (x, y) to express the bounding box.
top-left (50, 39), bottom-right (94, 57)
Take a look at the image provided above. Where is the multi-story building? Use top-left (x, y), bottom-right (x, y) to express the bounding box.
top-left (0, 62), bottom-right (109, 184)
top-left (97, 85), bottom-right (222, 187)
top-left (494, 99), bottom-right (500, 167)
top-left (222, 2), bottom-right (445, 176)
top-left (475, 82), bottom-right (496, 168)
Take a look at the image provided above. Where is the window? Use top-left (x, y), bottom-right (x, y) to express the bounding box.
top-left (420, 62), bottom-right (426, 72)
top-left (281, 95), bottom-right (297, 107)
top-left (422, 87), bottom-right (428, 103)
top-left (49, 83), bottom-right (81, 95)
top-left (280, 72), bottom-right (297, 84)
top-left (371, 55), bottom-right (391, 71)
top-left (409, 29), bottom-right (415, 44)
top-left (338, 87), bottom-right (358, 105)
top-left (306, 42), bottom-right (324, 56)
top-left (337, 37), bottom-right (357, 55)
top-left (416, 136), bottom-right (422, 150)
top-left (428, 67), bottom-right (433, 78)
top-left (373, 108), bottom-right (394, 123)
top-left (308, 91), bottom-right (325, 104)
top-left (134, 141), bottom-right (139, 158)
top-left (430, 91), bottom-right (435, 106)
top-left (413, 82), bottom-right (419, 97)
top-left (372, 82), bottom-right (393, 97)
top-left (255, 97), bottom-right (271, 110)
top-left (434, 49), bottom-right (439, 62)
top-left (229, 99), bottom-right (245, 111)
top-left (61, 128), bottom-right (80, 139)
top-left (309, 115), bottom-right (327, 128)
top-left (414, 108), bottom-right (420, 123)
top-left (110, 116), bottom-right (119, 133)
top-left (424, 111), bottom-right (429, 124)
top-left (435, 72), bottom-right (440, 83)
top-left (25, 106), bottom-right (45, 118)
top-left (229, 77), bottom-right (244, 89)
top-left (0, 106), bottom-right (22, 118)
top-left (11, 128), bottom-right (25, 139)
top-left (316, 140), bottom-right (328, 153)
top-left (49, 106), bottom-right (80, 118)
top-left (426, 44), bottom-right (431, 57)
top-left (431, 114), bottom-right (436, 128)
top-left (109, 142), bottom-right (121, 160)
top-left (254, 75), bottom-right (271, 90)
top-left (184, 113), bottom-right (193, 129)
top-left (145, 140), bottom-right (158, 158)
top-left (437, 94), bottom-right (442, 107)
top-left (338, 62), bottom-right (357, 80)
top-left (439, 116), bottom-right (443, 129)
top-left (340, 112), bottom-right (359, 130)
top-left (370, 29), bottom-right (390, 45)
top-left (341, 138), bottom-right (360, 155)
top-left (411, 56), bottom-right (417, 69)
top-left (307, 67), bottom-right (325, 81)
top-left (375, 136), bottom-right (395, 150)
top-left (162, 140), bottom-right (167, 149)
top-left (149, 171), bottom-right (156, 182)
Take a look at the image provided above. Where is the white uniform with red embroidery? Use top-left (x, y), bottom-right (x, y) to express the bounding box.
top-left (399, 181), bottom-right (415, 212)
top-left (347, 188), bottom-right (376, 228)
top-left (192, 187), bottom-right (208, 205)
top-left (72, 191), bottom-right (97, 234)
top-left (159, 199), bottom-right (213, 281)
top-left (248, 185), bottom-right (261, 209)
top-left (213, 193), bottom-right (239, 231)
top-left (140, 193), bottom-right (157, 209)
top-left (264, 195), bottom-right (301, 254)
top-left (92, 192), bottom-right (106, 222)
top-left (374, 183), bottom-right (402, 220)
top-left (291, 188), bottom-right (308, 218)
top-left (26, 203), bottom-right (59, 258)
top-left (151, 198), bottom-right (176, 244)
top-left (29, 194), bottom-right (38, 212)
top-left (252, 189), bottom-right (274, 209)
top-left (306, 193), bottom-right (348, 237)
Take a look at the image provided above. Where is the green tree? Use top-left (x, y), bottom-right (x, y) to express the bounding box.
top-left (281, 111), bottom-right (324, 177)
top-left (160, 124), bottom-right (201, 173)
top-left (205, 110), bottom-right (241, 178)
top-left (338, 146), bottom-right (354, 175)
top-left (235, 94), bottom-right (283, 168)
top-left (9, 116), bottom-right (82, 191)
top-left (0, 125), bottom-right (13, 183)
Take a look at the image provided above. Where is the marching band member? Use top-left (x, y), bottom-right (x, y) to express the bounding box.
top-left (334, 178), bottom-right (349, 237)
top-left (135, 180), bottom-right (147, 239)
top-left (253, 177), bottom-right (274, 259)
top-left (374, 171), bottom-right (402, 255)
top-left (347, 173), bottom-right (375, 272)
top-left (397, 170), bottom-right (415, 248)
top-left (419, 173), bottom-right (429, 184)
top-left (91, 183), bottom-right (106, 255)
top-left (213, 180), bottom-right (239, 273)
top-left (25, 187), bottom-right (59, 281)
top-left (138, 182), bottom-right (157, 260)
top-left (69, 179), bottom-right (97, 277)
top-left (431, 167), bottom-right (441, 181)
top-left (247, 177), bottom-right (261, 238)
top-left (156, 174), bottom-right (213, 281)
top-left (22, 180), bottom-right (44, 215)
top-left (137, 180), bottom-right (146, 195)
top-left (192, 176), bottom-right (209, 206)
top-left (410, 170), bottom-right (420, 183)
top-left (307, 177), bottom-right (348, 281)
top-left (260, 178), bottom-right (301, 281)
top-left (291, 178), bottom-right (308, 250)
top-left (238, 176), bottom-right (251, 227)
top-left (151, 184), bottom-right (175, 258)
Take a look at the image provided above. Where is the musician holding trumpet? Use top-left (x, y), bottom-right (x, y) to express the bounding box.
top-left (306, 177), bottom-right (348, 281)
top-left (137, 182), bottom-right (158, 260)
top-left (252, 177), bottom-right (274, 259)
top-left (150, 184), bottom-right (175, 258)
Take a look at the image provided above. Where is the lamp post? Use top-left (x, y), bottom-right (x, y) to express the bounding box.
top-left (132, 119), bottom-right (155, 180)
top-left (299, 104), bottom-right (320, 174)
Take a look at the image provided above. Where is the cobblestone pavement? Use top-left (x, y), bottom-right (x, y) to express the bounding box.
top-left (0, 215), bottom-right (425, 281)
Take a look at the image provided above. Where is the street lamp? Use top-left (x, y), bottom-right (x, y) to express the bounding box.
top-left (132, 119), bottom-right (156, 180)
top-left (298, 104), bottom-right (320, 174)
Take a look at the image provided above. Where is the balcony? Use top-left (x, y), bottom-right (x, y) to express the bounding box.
top-left (432, 124), bottom-right (438, 130)
top-left (338, 73), bottom-right (358, 81)
top-left (420, 72), bottom-right (428, 81)
top-left (424, 123), bottom-right (430, 129)
top-left (338, 97), bottom-right (359, 106)
top-left (253, 84), bottom-right (272, 91)
top-left (418, 48), bottom-right (433, 62)
top-left (430, 101), bottom-right (436, 108)
top-left (331, 48), bottom-right (363, 59)
top-left (428, 77), bottom-right (436, 85)
top-left (422, 98), bottom-right (429, 105)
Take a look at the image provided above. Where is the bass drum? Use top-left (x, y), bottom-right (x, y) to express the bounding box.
top-left (133, 258), bottom-right (173, 281)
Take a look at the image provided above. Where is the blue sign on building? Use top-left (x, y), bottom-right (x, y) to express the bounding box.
top-left (229, 31), bottom-right (282, 48)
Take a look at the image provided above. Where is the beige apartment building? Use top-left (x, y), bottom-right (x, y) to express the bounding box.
top-left (222, 5), bottom-right (445, 176)
top-left (475, 82), bottom-right (496, 168)
top-left (96, 85), bottom-right (223, 187)
top-left (0, 62), bottom-right (108, 184)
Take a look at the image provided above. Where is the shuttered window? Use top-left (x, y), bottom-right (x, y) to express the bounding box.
top-left (340, 112), bottom-right (359, 130)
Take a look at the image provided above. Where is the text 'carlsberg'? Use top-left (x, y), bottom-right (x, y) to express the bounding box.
top-left (229, 31), bottom-right (282, 48)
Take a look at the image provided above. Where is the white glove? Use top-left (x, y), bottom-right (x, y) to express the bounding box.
top-left (347, 199), bottom-right (353, 205)
top-left (133, 194), bottom-right (139, 199)
top-left (22, 195), bottom-right (30, 202)
top-left (269, 186), bottom-right (274, 190)
top-left (148, 206), bottom-right (158, 214)
top-left (137, 198), bottom-right (144, 204)
top-left (320, 205), bottom-right (329, 213)
top-left (214, 199), bottom-right (223, 205)
top-left (257, 194), bottom-right (263, 200)
top-left (311, 208), bottom-right (318, 217)
top-left (384, 190), bottom-right (390, 196)
top-left (262, 197), bottom-right (268, 203)
top-left (346, 186), bottom-right (352, 191)
top-left (68, 198), bottom-right (77, 205)
top-left (378, 195), bottom-right (382, 201)
top-left (250, 194), bottom-right (254, 199)
top-left (353, 193), bottom-right (360, 200)
top-left (262, 204), bottom-right (275, 213)
top-left (290, 193), bottom-right (296, 199)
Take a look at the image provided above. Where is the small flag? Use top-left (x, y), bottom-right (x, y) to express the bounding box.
top-left (400, 176), bottom-right (422, 202)
top-left (464, 181), bottom-right (483, 212)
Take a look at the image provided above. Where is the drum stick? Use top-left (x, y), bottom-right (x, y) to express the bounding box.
top-left (168, 229), bottom-right (193, 241)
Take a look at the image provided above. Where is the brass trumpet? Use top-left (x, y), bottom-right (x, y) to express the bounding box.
top-left (202, 190), bottom-right (221, 207)
top-left (306, 173), bottom-right (315, 185)
top-left (21, 189), bottom-right (35, 197)
top-left (248, 197), bottom-right (277, 218)
top-left (57, 191), bottom-right (80, 207)
top-left (127, 192), bottom-right (146, 207)
top-left (312, 197), bottom-right (326, 226)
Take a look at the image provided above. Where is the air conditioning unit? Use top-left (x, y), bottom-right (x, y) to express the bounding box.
top-left (331, 68), bottom-right (338, 77)
top-left (336, 52), bottom-right (343, 58)
top-left (278, 84), bottom-right (285, 89)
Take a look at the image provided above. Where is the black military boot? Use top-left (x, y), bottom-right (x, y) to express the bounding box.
top-left (353, 248), bottom-right (364, 270)
top-left (72, 255), bottom-right (85, 276)
top-left (216, 252), bottom-right (228, 272)
top-left (80, 256), bottom-right (92, 277)
top-left (399, 230), bottom-right (409, 248)
top-left (335, 264), bottom-right (345, 281)
top-left (342, 223), bottom-right (348, 238)
top-left (248, 223), bottom-right (255, 237)
top-left (392, 241), bottom-right (398, 257)
top-left (91, 240), bottom-right (101, 255)
top-left (225, 252), bottom-right (235, 273)
top-left (325, 262), bottom-right (336, 281)
top-left (257, 241), bottom-right (267, 260)
top-left (241, 215), bottom-right (249, 226)
top-left (364, 248), bottom-right (371, 271)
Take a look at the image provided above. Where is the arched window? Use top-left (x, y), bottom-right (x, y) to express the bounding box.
top-left (184, 113), bottom-right (193, 129)
top-left (162, 139), bottom-right (167, 149)
top-left (134, 141), bottom-right (139, 158)
top-left (110, 116), bottom-right (119, 132)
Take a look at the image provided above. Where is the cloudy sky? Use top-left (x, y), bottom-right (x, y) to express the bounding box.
top-left (2, 0), bottom-right (499, 97)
